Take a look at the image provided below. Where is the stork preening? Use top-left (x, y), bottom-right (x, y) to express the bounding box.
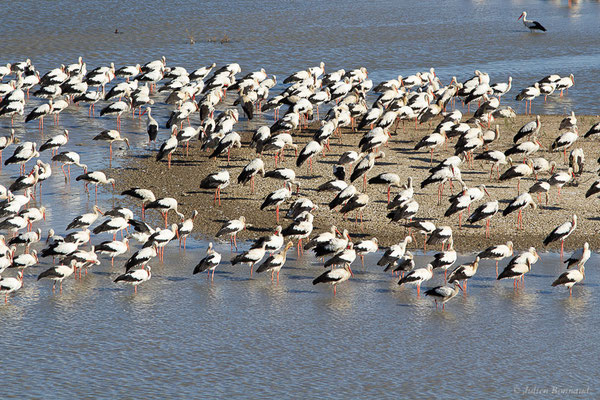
top-left (425, 282), bottom-right (461, 310)
top-left (114, 266), bottom-right (152, 294)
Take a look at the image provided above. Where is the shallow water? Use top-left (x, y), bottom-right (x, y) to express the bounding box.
top-left (1, 0), bottom-right (599, 398)
top-left (2, 247), bottom-right (598, 398)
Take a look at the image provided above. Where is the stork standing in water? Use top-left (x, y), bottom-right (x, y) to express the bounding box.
top-left (37, 260), bottom-right (76, 294)
top-left (564, 242), bottom-right (590, 269)
top-left (256, 241), bottom-right (294, 283)
top-left (124, 243), bottom-right (157, 272)
top-left (0, 129), bottom-right (16, 166)
top-left (552, 264), bottom-right (585, 296)
top-left (312, 264), bottom-right (352, 296)
top-left (430, 238), bottom-right (457, 282)
top-left (398, 264), bottom-right (433, 297)
top-left (0, 271), bottom-right (23, 303)
top-left (5, 142), bottom-right (40, 175)
top-left (556, 74), bottom-right (574, 97)
top-left (92, 215), bottom-right (130, 241)
top-left (478, 241), bottom-right (513, 277)
top-left (354, 237), bottom-right (379, 267)
top-left (76, 171), bottom-right (115, 203)
top-left (518, 11), bottom-right (547, 32)
top-left (177, 210), bottom-right (198, 250)
top-left (324, 242), bottom-right (357, 270)
top-left (447, 257), bottom-right (480, 292)
top-left (193, 242), bottom-right (221, 280)
top-left (425, 282), bottom-right (461, 310)
top-left (25, 99), bottom-right (53, 131)
top-left (282, 212), bottom-right (314, 257)
top-left (498, 259), bottom-right (532, 289)
top-left (143, 107), bottom-right (159, 144)
top-left (93, 129), bottom-right (130, 160)
top-left (67, 205), bottom-right (103, 230)
top-left (515, 83), bottom-right (540, 115)
top-left (39, 129), bottom-right (69, 155)
top-left (95, 238), bottom-right (129, 267)
top-left (51, 151), bottom-right (88, 181)
top-left (231, 243), bottom-right (266, 277)
top-left (114, 265), bottom-right (152, 294)
top-left (543, 214), bottom-right (577, 259)
top-left (100, 99), bottom-right (130, 130)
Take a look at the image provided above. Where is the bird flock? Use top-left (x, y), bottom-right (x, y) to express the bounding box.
top-left (0, 45), bottom-right (597, 307)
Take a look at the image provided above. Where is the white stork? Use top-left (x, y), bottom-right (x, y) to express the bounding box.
top-left (518, 11), bottom-right (547, 32)
top-left (93, 129), bottom-right (130, 159)
top-left (37, 260), bottom-right (75, 293)
top-left (145, 197), bottom-right (184, 228)
top-left (96, 238), bottom-right (129, 266)
top-left (312, 264), bottom-right (352, 296)
top-left (552, 265), bottom-right (584, 296)
top-left (447, 257), bottom-right (480, 292)
top-left (425, 282), bottom-right (462, 310)
top-left (0, 271), bottom-right (22, 303)
top-left (121, 187), bottom-right (156, 219)
top-left (215, 216), bottom-right (247, 250)
top-left (503, 192), bottom-right (537, 230)
top-left (25, 99), bottom-right (53, 131)
top-left (398, 264), bottom-right (433, 297)
top-left (478, 241), bottom-right (514, 277)
top-left (193, 242), bottom-right (222, 280)
top-left (543, 214), bottom-right (577, 259)
top-left (39, 129), bottom-right (69, 155)
top-left (114, 265), bottom-right (152, 294)
top-left (200, 170), bottom-right (230, 206)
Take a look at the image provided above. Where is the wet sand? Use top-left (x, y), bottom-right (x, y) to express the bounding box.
top-left (112, 112), bottom-right (600, 253)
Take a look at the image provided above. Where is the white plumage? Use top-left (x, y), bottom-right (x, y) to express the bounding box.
top-left (193, 242), bottom-right (222, 280)
top-left (398, 264), bottom-right (433, 296)
top-left (114, 266), bottom-right (152, 293)
top-left (0, 271), bottom-right (23, 302)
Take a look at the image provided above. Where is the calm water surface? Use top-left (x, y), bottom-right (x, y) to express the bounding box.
top-left (0, 0), bottom-right (599, 398)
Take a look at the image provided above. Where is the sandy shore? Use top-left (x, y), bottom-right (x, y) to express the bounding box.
top-left (111, 111), bottom-right (600, 253)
